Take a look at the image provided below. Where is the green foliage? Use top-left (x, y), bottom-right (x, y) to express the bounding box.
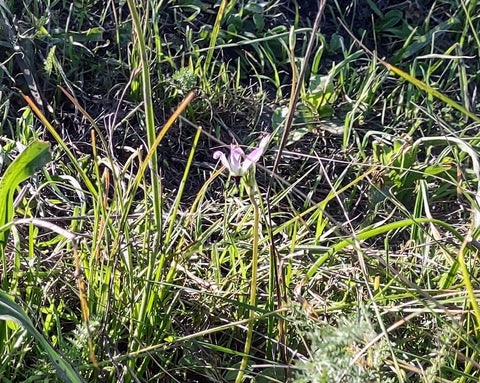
top-left (294, 312), bottom-right (389, 383)
top-left (0, 290), bottom-right (84, 383)
top-left (1, 0), bottom-right (480, 382)
top-left (224, 0), bottom-right (269, 35)
top-left (303, 73), bottom-right (336, 117)
top-left (62, 317), bottom-right (101, 368)
top-left (171, 66), bottom-right (197, 96)
top-left (0, 140), bottom-right (50, 252)
top-left (371, 134), bottom-right (419, 203)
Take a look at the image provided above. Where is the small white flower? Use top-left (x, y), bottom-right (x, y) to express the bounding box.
top-left (213, 134), bottom-right (270, 177)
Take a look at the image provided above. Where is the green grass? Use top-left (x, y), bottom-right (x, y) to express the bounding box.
top-left (0, 0), bottom-right (480, 381)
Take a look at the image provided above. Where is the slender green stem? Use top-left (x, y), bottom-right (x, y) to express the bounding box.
top-left (457, 233), bottom-right (480, 332)
top-left (126, 0), bottom-right (162, 248)
top-left (236, 177), bottom-right (260, 383)
top-left (204, 0), bottom-right (228, 74)
top-left (162, 126), bottom-right (202, 298)
top-left (126, 0), bottom-right (163, 366)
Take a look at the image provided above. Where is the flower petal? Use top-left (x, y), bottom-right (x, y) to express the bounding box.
top-left (241, 151), bottom-right (258, 174)
top-left (245, 146), bottom-right (264, 164)
top-left (241, 135), bottom-right (270, 173)
top-left (214, 135), bottom-right (270, 177)
top-left (258, 134), bottom-right (270, 148)
top-left (230, 145), bottom-right (245, 175)
top-left (258, 134), bottom-right (270, 149)
top-left (213, 151), bottom-right (231, 170)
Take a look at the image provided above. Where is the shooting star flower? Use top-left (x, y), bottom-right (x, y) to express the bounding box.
top-left (213, 134), bottom-right (270, 177)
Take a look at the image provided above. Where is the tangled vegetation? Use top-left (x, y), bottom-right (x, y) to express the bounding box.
top-left (1, 0), bottom-right (480, 382)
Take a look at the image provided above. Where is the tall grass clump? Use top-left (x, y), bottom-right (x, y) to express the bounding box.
top-left (1, 0), bottom-right (480, 382)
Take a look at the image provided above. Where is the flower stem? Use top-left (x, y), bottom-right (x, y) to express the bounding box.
top-left (236, 179), bottom-right (260, 383)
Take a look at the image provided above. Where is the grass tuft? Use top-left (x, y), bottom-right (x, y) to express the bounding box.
top-left (1, 0), bottom-right (480, 381)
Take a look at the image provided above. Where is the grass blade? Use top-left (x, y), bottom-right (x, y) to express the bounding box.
top-left (0, 291), bottom-right (85, 383)
top-left (0, 140), bottom-right (50, 259)
top-left (339, 19), bottom-right (480, 123)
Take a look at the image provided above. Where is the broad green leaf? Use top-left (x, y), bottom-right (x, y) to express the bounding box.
top-left (0, 290), bottom-right (85, 383)
top-left (0, 140), bottom-right (51, 249)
